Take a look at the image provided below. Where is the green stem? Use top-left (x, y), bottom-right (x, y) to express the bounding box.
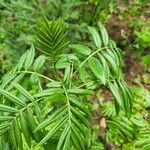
top-left (53, 57), bottom-right (62, 81)
top-left (76, 82), bottom-right (90, 88)
top-left (72, 47), bottom-right (107, 78)
top-left (69, 62), bottom-right (74, 88)
top-left (15, 71), bottom-right (55, 82)
top-left (62, 84), bottom-right (71, 125)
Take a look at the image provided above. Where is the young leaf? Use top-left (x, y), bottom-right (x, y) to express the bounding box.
top-left (12, 82), bottom-right (34, 101)
top-left (0, 123), bottom-right (10, 131)
top-left (9, 124), bottom-right (17, 149)
top-left (119, 82), bottom-right (132, 112)
top-left (69, 44), bottom-right (91, 56)
top-left (33, 55), bottom-right (46, 71)
top-left (20, 113), bottom-right (31, 147)
top-left (98, 22), bottom-right (109, 46)
top-left (0, 128), bottom-right (9, 137)
top-left (0, 89), bottom-right (26, 107)
top-left (88, 26), bottom-right (101, 48)
top-left (46, 82), bottom-right (61, 88)
top-left (109, 40), bottom-right (123, 66)
top-left (0, 116), bottom-right (14, 121)
top-left (101, 51), bottom-right (118, 74)
top-left (70, 98), bottom-right (91, 118)
top-left (34, 106), bottom-right (67, 132)
top-left (71, 116), bottom-right (86, 137)
top-left (88, 57), bottom-right (106, 85)
top-left (39, 116), bottom-right (68, 145)
top-left (62, 130), bottom-right (71, 150)
top-left (14, 118), bottom-right (23, 150)
top-left (72, 126), bottom-right (84, 149)
top-left (67, 89), bottom-right (94, 95)
top-left (34, 17), bottom-right (69, 56)
top-left (7, 73), bottom-right (25, 91)
top-left (98, 53), bottom-right (110, 78)
top-left (71, 107), bottom-right (88, 126)
top-left (63, 65), bottom-right (71, 84)
top-left (56, 124), bottom-right (70, 150)
top-left (0, 74), bottom-right (16, 89)
top-left (107, 81), bottom-right (123, 111)
top-left (71, 132), bottom-right (80, 150)
top-left (26, 108), bottom-right (41, 142)
top-left (17, 51), bottom-right (28, 71)
top-left (0, 104), bottom-right (19, 113)
top-left (33, 89), bottom-right (63, 98)
top-left (79, 66), bottom-right (89, 83)
top-left (24, 45), bottom-right (35, 70)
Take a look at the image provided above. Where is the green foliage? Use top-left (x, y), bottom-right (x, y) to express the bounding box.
top-left (0, 0), bottom-right (121, 65)
top-left (134, 27), bottom-right (150, 67)
top-left (33, 16), bottom-right (70, 58)
top-left (102, 86), bottom-right (150, 149)
top-left (0, 16), bottom-right (132, 149)
top-left (0, 0), bottom-right (150, 149)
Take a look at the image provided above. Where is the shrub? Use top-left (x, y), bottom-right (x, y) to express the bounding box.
top-left (0, 16), bottom-right (132, 149)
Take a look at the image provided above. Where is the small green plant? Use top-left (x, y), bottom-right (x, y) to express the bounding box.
top-left (0, 16), bottom-right (132, 149)
top-left (134, 27), bottom-right (150, 67)
top-left (102, 86), bottom-right (150, 149)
